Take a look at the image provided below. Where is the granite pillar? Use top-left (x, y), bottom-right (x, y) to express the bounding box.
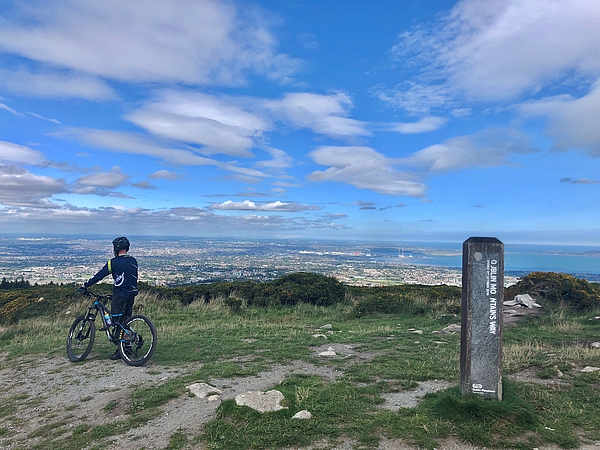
top-left (460, 237), bottom-right (504, 400)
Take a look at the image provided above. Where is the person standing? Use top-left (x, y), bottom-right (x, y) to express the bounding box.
top-left (82, 236), bottom-right (138, 360)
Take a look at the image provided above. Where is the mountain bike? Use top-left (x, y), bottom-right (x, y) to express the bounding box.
top-left (66, 289), bottom-right (157, 366)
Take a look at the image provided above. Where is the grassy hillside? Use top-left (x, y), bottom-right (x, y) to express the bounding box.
top-left (1, 272), bottom-right (600, 449)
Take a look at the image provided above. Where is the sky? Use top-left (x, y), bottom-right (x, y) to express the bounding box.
top-left (0, 0), bottom-right (599, 245)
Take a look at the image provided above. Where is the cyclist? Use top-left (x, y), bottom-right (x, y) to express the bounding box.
top-left (82, 236), bottom-right (138, 360)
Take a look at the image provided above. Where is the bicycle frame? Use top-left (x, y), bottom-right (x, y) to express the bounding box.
top-left (84, 292), bottom-right (129, 343)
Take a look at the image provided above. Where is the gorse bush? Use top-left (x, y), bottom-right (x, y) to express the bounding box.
top-left (0, 284), bottom-right (89, 324)
top-left (505, 271), bottom-right (600, 310)
top-left (349, 284), bottom-right (461, 316)
top-left (153, 272), bottom-right (346, 308)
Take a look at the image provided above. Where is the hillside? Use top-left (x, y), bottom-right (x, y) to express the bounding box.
top-left (1, 272), bottom-right (600, 449)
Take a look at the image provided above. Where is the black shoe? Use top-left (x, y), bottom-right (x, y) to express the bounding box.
top-left (109, 350), bottom-right (121, 360)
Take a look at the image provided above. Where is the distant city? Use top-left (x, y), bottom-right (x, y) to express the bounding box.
top-left (1, 236), bottom-right (599, 288)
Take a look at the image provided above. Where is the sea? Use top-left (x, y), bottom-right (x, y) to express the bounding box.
top-left (376, 242), bottom-right (600, 281)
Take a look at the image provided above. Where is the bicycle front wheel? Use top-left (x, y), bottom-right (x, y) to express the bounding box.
top-left (117, 315), bottom-right (157, 366)
top-left (67, 314), bottom-right (96, 362)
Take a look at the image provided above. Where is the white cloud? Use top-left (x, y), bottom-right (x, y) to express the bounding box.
top-left (149, 170), bottom-right (181, 180)
top-left (0, 140), bottom-right (46, 165)
top-left (126, 91), bottom-right (269, 157)
top-left (266, 92), bottom-right (370, 138)
top-left (519, 81), bottom-right (600, 157)
top-left (388, 0), bottom-right (600, 110)
top-left (255, 148), bottom-right (293, 169)
top-left (0, 68), bottom-right (115, 100)
top-left (308, 146), bottom-right (427, 197)
top-left (0, 0), bottom-right (300, 87)
top-left (0, 164), bottom-right (65, 207)
top-left (375, 82), bottom-right (453, 115)
top-left (0, 204), bottom-right (338, 236)
top-left (76, 166), bottom-right (129, 188)
top-left (400, 129), bottom-right (536, 172)
top-left (125, 90), bottom-right (371, 157)
top-left (60, 128), bottom-right (219, 166)
top-left (388, 116), bottom-right (447, 134)
top-left (0, 102), bottom-right (22, 115)
top-left (210, 200), bottom-right (319, 212)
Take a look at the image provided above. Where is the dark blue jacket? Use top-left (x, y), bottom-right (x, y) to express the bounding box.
top-left (84, 254), bottom-right (138, 297)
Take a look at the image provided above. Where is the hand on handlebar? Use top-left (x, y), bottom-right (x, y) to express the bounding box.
top-left (78, 286), bottom-right (88, 294)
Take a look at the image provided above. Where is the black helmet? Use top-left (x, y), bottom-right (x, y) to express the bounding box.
top-left (112, 236), bottom-right (130, 256)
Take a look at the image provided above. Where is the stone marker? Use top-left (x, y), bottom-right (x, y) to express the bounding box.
top-left (460, 237), bottom-right (504, 400)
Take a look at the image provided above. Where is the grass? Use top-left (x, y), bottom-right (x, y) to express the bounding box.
top-left (1, 289), bottom-right (600, 449)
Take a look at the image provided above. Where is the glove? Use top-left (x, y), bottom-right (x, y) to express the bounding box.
top-left (78, 286), bottom-right (88, 294)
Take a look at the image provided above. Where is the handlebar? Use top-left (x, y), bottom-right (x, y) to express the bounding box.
top-left (78, 288), bottom-right (111, 303)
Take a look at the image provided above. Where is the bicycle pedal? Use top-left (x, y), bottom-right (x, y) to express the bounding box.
top-left (99, 327), bottom-right (108, 331)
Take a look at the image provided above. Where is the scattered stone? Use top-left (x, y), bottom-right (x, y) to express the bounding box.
top-left (320, 324), bottom-right (333, 329)
top-left (318, 347), bottom-right (337, 357)
top-left (187, 382), bottom-right (222, 399)
top-left (580, 366), bottom-right (600, 373)
top-left (312, 334), bottom-right (328, 339)
top-left (411, 330), bottom-right (423, 335)
top-left (241, 338), bottom-right (257, 343)
top-left (292, 410), bottom-right (312, 419)
top-left (439, 324), bottom-right (461, 335)
top-left (504, 294), bottom-right (541, 308)
top-left (207, 395), bottom-right (221, 402)
top-left (235, 390), bottom-right (287, 412)
top-left (590, 342), bottom-right (600, 349)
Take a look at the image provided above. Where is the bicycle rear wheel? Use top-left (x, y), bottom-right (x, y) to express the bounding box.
top-left (67, 314), bottom-right (96, 362)
top-left (117, 315), bottom-right (157, 366)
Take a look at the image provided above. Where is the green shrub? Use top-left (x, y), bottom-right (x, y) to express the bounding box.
top-left (505, 272), bottom-right (600, 311)
top-left (254, 272), bottom-right (346, 307)
top-left (350, 284), bottom-right (461, 316)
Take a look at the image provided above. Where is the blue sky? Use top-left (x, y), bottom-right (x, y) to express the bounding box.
top-left (0, 0), bottom-right (599, 245)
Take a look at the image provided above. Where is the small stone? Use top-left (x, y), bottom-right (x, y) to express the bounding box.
top-left (187, 382), bottom-right (222, 398)
top-left (235, 390), bottom-right (287, 412)
top-left (581, 366), bottom-right (600, 373)
top-left (207, 395), bottom-right (221, 402)
top-left (312, 334), bottom-right (328, 339)
top-left (320, 324), bottom-right (333, 329)
top-left (411, 330), bottom-right (423, 335)
top-left (590, 342), bottom-right (600, 349)
top-left (292, 410), bottom-right (312, 419)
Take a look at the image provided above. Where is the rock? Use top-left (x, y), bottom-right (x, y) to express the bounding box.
top-left (320, 324), bottom-right (333, 329)
top-left (319, 346), bottom-right (337, 357)
top-left (590, 342), bottom-right (600, 349)
top-left (312, 334), bottom-right (328, 339)
top-left (186, 382), bottom-right (222, 399)
top-left (411, 330), bottom-right (423, 335)
top-left (235, 390), bottom-right (287, 412)
top-left (207, 395), bottom-right (221, 402)
top-left (505, 294), bottom-right (541, 308)
top-left (580, 366), bottom-right (600, 373)
top-left (292, 410), bottom-right (312, 419)
top-left (439, 324), bottom-right (461, 334)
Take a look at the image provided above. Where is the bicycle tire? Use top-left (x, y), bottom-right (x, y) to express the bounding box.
top-left (67, 314), bottom-right (96, 362)
top-left (117, 314), bottom-right (157, 366)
